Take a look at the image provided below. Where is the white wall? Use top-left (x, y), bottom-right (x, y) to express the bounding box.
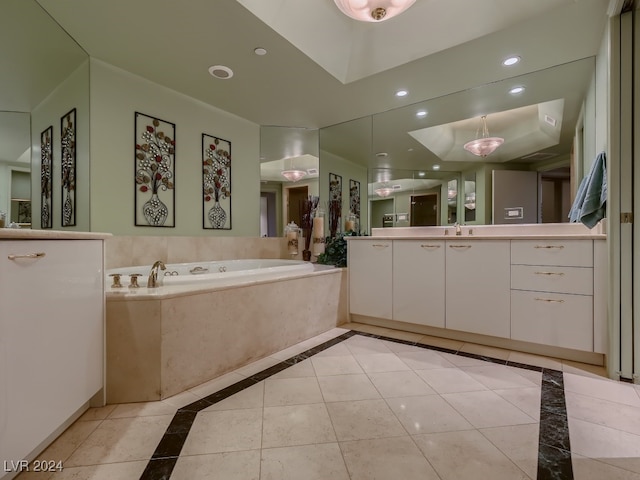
top-left (31, 60), bottom-right (90, 231)
top-left (89, 59), bottom-right (261, 236)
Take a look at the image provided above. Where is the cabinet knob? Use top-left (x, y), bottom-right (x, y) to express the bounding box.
top-left (7, 252), bottom-right (46, 260)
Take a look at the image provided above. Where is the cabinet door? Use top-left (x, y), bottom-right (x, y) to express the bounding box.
top-left (348, 240), bottom-right (392, 319)
top-left (445, 240), bottom-right (511, 338)
top-left (0, 240), bottom-right (104, 465)
top-left (511, 290), bottom-right (593, 351)
top-left (393, 240), bottom-right (445, 327)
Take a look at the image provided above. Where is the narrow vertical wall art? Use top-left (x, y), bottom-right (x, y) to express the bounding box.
top-left (60, 108), bottom-right (76, 226)
top-left (40, 126), bottom-right (53, 229)
top-left (329, 173), bottom-right (343, 237)
top-left (134, 112), bottom-right (175, 227)
top-left (349, 179), bottom-right (360, 223)
top-left (202, 134), bottom-right (231, 229)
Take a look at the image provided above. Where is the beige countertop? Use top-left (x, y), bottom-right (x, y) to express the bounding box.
top-left (348, 234), bottom-right (606, 240)
top-left (0, 229), bottom-right (111, 240)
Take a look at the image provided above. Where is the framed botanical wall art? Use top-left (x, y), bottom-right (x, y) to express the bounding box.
top-left (349, 179), bottom-right (360, 221)
top-left (40, 126), bottom-right (53, 229)
top-left (202, 134), bottom-right (231, 229)
top-left (60, 108), bottom-right (76, 226)
top-left (134, 112), bottom-right (175, 227)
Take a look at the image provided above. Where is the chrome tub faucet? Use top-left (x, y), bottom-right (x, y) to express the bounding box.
top-left (148, 260), bottom-right (166, 288)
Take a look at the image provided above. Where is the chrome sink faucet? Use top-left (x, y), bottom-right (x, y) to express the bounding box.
top-left (148, 260), bottom-right (166, 288)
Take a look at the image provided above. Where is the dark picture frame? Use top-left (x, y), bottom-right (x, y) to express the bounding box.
top-left (40, 125), bottom-right (53, 229)
top-left (134, 112), bottom-right (176, 227)
top-left (349, 179), bottom-right (361, 221)
top-left (202, 133), bottom-right (232, 230)
top-left (60, 108), bottom-right (76, 226)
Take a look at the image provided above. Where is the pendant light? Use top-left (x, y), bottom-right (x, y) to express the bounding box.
top-left (463, 115), bottom-right (504, 157)
top-left (333, 0), bottom-right (416, 22)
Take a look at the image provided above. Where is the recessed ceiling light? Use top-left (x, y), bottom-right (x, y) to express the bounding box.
top-left (395, 89), bottom-right (408, 97)
top-left (432, 164), bottom-right (440, 171)
top-left (416, 110), bottom-right (427, 117)
top-left (418, 171), bottom-right (425, 177)
top-left (208, 65), bottom-right (234, 79)
top-left (254, 47), bottom-right (267, 56)
top-left (509, 86), bottom-right (525, 94)
top-left (408, 148), bottom-right (414, 152)
top-left (376, 152), bottom-right (388, 157)
top-left (503, 56), bottom-right (520, 66)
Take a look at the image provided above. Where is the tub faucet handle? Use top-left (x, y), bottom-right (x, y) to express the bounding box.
top-left (109, 273), bottom-right (123, 288)
top-left (129, 273), bottom-right (142, 288)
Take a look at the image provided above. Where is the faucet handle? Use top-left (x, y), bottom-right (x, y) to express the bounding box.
top-left (128, 273), bottom-right (142, 288)
top-left (109, 273), bottom-right (123, 288)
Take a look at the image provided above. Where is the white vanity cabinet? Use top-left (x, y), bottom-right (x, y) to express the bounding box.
top-left (510, 240), bottom-right (595, 351)
top-left (445, 239), bottom-right (511, 338)
top-left (348, 239), bottom-right (393, 319)
top-left (392, 240), bottom-right (445, 327)
top-left (0, 238), bottom-right (104, 474)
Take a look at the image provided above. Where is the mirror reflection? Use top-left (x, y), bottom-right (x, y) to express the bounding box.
top-left (319, 56), bottom-right (600, 233)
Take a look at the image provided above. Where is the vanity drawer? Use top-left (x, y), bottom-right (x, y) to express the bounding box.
top-left (511, 240), bottom-right (593, 267)
top-left (511, 265), bottom-right (593, 295)
top-left (511, 290), bottom-right (593, 351)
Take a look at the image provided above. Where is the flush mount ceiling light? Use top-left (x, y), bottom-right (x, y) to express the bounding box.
top-left (374, 183), bottom-right (395, 197)
top-left (463, 115), bottom-right (504, 158)
top-left (395, 89), bottom-right (408, 97)
top-left (208, 65), bottom-right (234, 79)
top-left (432, 164), bottom-right (440, 171)
top-left (502, 56), bottom-right (521, 66)
top-left (281, 169), bottom-right (308, 182)
top-left (509, 86), bottom-right (525, 95)
top-left (333, 0), bottom-right (416, 22)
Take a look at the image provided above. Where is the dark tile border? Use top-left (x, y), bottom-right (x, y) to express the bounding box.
top-left (140, 330), bottom-right (573, 480)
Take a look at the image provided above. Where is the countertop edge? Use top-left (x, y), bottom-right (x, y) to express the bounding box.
top-left (346, 235), bottom-right (606, 240)
top-left (0, 229), bottom-right (112, 240)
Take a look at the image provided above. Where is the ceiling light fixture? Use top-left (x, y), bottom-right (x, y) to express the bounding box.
top-left (509, 86), bottom-right (525, 94)
top-left (416, 110), bottom-right (427, 117)
top-left (374, 185), bottom-right (395, 197)
top-left (208, 65), bottom-right (234, 79)
top-left (333, 0), bottom-right (416, 22)
top-left (395, 89), bottom-right (408, 97)
top-left (281, 169), bottom-right (307, 182)
top-left (254, 47), bottom-right (267, 56)
top-left (432, 164), bottom-right (440, 171)
top-left (502, 56), bottom-right (520, 66)
top-left (463, 115), bottom-right (504, 158)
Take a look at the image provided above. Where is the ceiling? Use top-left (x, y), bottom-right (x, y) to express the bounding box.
top-left (1, 0), bottom-right (611, 173)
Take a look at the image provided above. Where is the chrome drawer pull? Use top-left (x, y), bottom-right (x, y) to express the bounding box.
top-left (420, 244), bottom-right (441, 248)
top-left (534, 271), bottom-right (565, 276)
top-left (534, 245), bottom-right (565, 249)
top-left (372, 244), bottom-right (389, 248)
top-left (535, 297), bottom-right (565, 303)
top-left (8, 252), bottom-right (46, 260)
top-left (449, 245), bottom-right (471, 249)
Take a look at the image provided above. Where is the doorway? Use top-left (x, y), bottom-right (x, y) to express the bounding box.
top-left (287, 186), bottom-right (308, 227)
top-left (410, 193), bottom-right (439, 226)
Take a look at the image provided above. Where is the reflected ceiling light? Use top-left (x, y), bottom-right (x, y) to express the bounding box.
top-left (432, 164), bottom-right (440, 170)
top-left (463, 115), bottom-right (504, 157)
top-left (374, 184), bottom-right (394, 197)
top-left (395, 89), bottom-right (408, 97)
top-left (464, 192), bottom-right (476, 210)
top-left (418, 171), bottom-right (425, 177)
top-left (509, 86), bottom-right (525, 94)
top-left (281, 169), bottom-right (307, 182)
top-left (333, 0), bottom-right (416, 22)
top-left (502, 56), bottom-right (520, 66)
top-left (416, 110), bottom-right (427, 117)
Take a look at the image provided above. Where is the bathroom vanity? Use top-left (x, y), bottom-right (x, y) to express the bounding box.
top-left (347, 223), bottom-right (607, 363)
top-left (0, 229), bottom-right (109, 479)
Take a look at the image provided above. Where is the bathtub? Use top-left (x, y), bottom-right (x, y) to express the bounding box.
top-left (107, 258), bottom-right (315, 288)
top-left (105, 258), bottom-right (347, 403)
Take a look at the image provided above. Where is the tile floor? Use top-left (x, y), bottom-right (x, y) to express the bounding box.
top-left (13, 323), bottom-right (640, 480)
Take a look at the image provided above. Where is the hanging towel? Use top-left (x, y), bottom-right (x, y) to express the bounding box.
top-left (568, 151), bottom-right (607, 228)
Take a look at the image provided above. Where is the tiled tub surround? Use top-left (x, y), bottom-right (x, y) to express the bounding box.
top-left (106, 266), bottom-right (348, 403)
top-left (25, 325), bottom-right (640, 480)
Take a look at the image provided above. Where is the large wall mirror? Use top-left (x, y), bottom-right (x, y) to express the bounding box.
top-left (0, 0), bottom-right (89, 229)
top-left (319, 56), bottom-right (602, 233)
